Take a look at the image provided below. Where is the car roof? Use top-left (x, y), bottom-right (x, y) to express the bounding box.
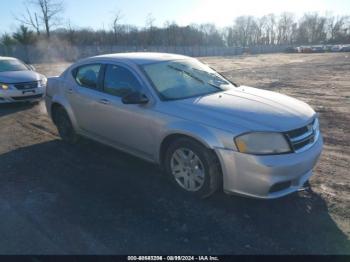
top-left (87, 52), bottom-right (190, 65)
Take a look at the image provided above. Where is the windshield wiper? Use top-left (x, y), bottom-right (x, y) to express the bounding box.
top-left (167, 65), bottom-right (224, 91)
top-left (207, 82), bottom-right (222, 90)
top-left (167, 65), bottom-right (205, 85)
top-left (193, 67), bottom-right (240, 87)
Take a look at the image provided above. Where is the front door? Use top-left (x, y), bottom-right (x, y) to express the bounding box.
top-left (89, 64), bottom-right (156, 160)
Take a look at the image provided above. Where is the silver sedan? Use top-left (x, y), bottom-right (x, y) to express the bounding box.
top-left (0, 57), bottom-right (46, 103)
top-left (45, 53), bottom-right (323, 199)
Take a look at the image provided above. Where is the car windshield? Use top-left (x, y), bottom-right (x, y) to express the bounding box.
top-left (0, 59), bottom-right (29, 73)
top-left (142, 59), bottom-right (235, 100)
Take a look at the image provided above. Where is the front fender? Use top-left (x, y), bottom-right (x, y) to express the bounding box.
top-left (155, 120), bottom-right (229, 163)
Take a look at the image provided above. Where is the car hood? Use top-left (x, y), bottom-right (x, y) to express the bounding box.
top-left (0, 70), bottom-right (42, 83)
top-left (160, 86), bottom-right (316, 133)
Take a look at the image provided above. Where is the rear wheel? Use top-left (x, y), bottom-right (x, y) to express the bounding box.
top-left (164, 138), bottom-right (221, 198)
top-left (53, 107), bottom-right (78, 144)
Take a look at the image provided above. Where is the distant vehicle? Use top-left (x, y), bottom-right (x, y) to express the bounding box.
top-left (323, 45), bottom-right (333, 52)
top-left (284, 46), bottom-right (297, 53)
top-left (46, 53), bottom-right (323, 199)
top-left (341, 45), bottom-right (350, 52)
top-left (331, 45), bottom-right (343, 52)
top-left (311, 46), bottom-right (324, 53)
top-left (0, 57), bottom-right (46, 104)
top-left (301, 46), bottom-right (313, 53)
top-left (296, 46), bottom-right (303, 53)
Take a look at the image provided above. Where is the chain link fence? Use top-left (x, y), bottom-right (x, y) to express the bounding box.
top-left (0, 44), bottom-right (290, 63)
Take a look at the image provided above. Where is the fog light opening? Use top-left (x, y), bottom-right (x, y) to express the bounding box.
top-left (269, 181), bottom-right (292, 194)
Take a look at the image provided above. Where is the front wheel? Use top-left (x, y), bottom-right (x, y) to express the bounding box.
top-left (164, 138), bottom-right (221, 198)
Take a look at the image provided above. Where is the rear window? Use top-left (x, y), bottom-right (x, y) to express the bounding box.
top-left (73, 64), bottom-right (102, 89)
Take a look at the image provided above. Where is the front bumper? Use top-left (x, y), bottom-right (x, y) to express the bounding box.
top-left (215, 135), bottom-right (323, 199)
top-left (0, 87), bottom-right (45, 103)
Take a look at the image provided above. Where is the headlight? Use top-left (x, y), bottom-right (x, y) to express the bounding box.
top-left (0, 83), bottom-right (9, 90)
top-left (235, 132), bottom-right (292, 155)
top-left (313, 118), bottom-right (320, 131)
top-left (39, 77), bottom-right (47, 87)
top-left (313, 118), bottom-right (320, 141)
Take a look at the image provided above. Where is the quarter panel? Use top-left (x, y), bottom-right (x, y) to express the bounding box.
top-left (51, 92), bottom-right (79, 131)
top-left (47, 76), bottom-right (80, 131)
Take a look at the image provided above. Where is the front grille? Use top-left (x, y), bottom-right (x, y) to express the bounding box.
top-left (11, 94), bottom-right (43, 101)
top-left (287, 126), bottom-right (309, 138)
top-left (14, 81), bottom-right (39, 90)
top-left (285, 119), bottom-right (320, 153)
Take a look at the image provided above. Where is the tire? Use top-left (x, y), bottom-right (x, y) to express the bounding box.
top-left (164, 137), bottom-right (221, 198)
top-left (53, 107), bottom-right (79, 144)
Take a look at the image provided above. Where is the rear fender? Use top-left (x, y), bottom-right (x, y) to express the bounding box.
top-left (51, 95), bottom-right (78, 130)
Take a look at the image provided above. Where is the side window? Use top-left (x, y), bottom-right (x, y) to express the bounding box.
top-left (103, 64), bottom-right (142, 97)
top-left (74, 64), bottom-right (102, 89)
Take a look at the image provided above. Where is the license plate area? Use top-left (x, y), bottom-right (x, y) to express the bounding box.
top-left (22, 90), bottom-right (36, 95)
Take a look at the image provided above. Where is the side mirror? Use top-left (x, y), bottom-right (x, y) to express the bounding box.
top-left (122, 91), bottom-right (149, 105)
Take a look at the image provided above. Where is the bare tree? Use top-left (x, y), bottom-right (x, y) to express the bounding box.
top-left (163, 21), bottom-right (172, 46)
top-left (232, 16), bottom-right (257, 47)
top-left (66, 20), bottom-right (76, 44)
top-left (297, 13), bottom-right (327, 44)
top-left (145, 13), bottom-right (156, 45)
top-left (327, 15), bottom-right (350, 43)
top-left (277, 12), bottom-right (295, 44)
top-left (5, 9), bottom-right (350, 50)
top-left (224, 26), bottom-right (235, 46)
top-left (38, 0), bottom-right (64, 37)
top-left (266, 14), bottom-right (277, 45)
top-left (145, 13), bottom-right (156, 29)
top-left (15, 5), bottom-right (41, 35)
top-left (111, 10), bottom-right (123, 44)
top-left (16, 0), bottom-right (64, 38)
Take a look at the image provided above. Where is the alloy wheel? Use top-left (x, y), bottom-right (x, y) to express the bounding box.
top-left (170, 148), bottom-right (205, 192)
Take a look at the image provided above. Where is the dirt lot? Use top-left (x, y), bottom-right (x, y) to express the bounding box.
top-left (0, 53), bottom-right (349, 254)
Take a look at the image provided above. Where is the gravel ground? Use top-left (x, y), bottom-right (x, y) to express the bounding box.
top-left (0, 53), bottom-right (349, 254)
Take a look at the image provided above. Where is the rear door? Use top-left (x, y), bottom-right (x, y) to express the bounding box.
top-left (68, 63), bottom-right (107, 133)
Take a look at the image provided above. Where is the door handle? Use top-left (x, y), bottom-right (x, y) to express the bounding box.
top-left (99, 99), bottom-right (110, 105)
top-left (68, 88), bottom-right (74, 94)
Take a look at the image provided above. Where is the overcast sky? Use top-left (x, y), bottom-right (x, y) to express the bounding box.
top-left (1, 0), bottom-right (349, 34)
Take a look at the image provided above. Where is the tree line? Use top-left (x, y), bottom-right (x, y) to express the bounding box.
top-left (1, 0), bottom-right (350, 49)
